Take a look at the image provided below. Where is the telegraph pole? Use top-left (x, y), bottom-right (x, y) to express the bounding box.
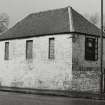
top-left (100, 0), bottom-right (104, 94)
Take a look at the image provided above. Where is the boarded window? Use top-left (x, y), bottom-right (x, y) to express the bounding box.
top-left (85, 37), bottom-right (98, 61)
top-left (26, 40), bottom-right (33, 59)
top-left (49, 38), bottom-right (55, 59)
top-left (5, 42), bottom-right (9, 60)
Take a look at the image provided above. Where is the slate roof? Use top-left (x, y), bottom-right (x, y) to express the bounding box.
top-left (0, 7), bottom-right (70, 40)
top-left (71, 8), bottom-right (101, 36)
top-left (0, 6), bottom-right (103, 40)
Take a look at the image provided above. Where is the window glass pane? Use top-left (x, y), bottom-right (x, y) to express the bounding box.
top-left (85, 37), bottom-right (98, 61)
top-left (26, 40), bottom-right (33, 59)
top-left (49, 38), bottom-right (55, 59)
top-left (5, 42), bottom-right (9, 60)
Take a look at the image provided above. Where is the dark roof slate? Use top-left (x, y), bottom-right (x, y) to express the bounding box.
top-left (0, 6), bottom-right (103, 40)
top-left (71, 8), bottom-right (101, 36)
top-left (0, 7), bottom-right (70, 40)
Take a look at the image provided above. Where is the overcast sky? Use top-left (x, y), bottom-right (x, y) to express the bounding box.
top-left (0, 0), bottom-right (104, 27)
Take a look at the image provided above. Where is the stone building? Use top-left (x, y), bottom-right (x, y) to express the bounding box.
top-left (0, 6), bottom-right (104, 93)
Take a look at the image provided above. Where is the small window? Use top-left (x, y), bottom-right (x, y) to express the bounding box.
top-left (49, 38), bottom-right (55, 59)
top-left (26, 40), bottom-right (33, 59)
top-left (5, 42), bottom-right (9, 60)
top-left (85, 36), bottom-right (98, 61)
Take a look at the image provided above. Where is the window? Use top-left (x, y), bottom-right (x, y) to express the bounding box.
top-left (5, 42), bottom-right (9, 60)
top-left (85, 36), bottom-right (98, 61)
top-left (26, 40), bottom-right (33, 59)
top-left (49, 38), bottom-right (55, 59)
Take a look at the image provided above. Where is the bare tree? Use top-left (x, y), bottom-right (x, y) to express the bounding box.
top-left (85, 13), bottom-right (105, 32)
top-left (89, 13), bottom-right (99, 26)
top-left (0, 13), bottom-right (9, 33)
top-left (85, 13), bottom-right (99, 27)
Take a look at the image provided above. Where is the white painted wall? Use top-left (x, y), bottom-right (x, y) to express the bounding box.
top-left (0, 34), bottom-right (72, 90)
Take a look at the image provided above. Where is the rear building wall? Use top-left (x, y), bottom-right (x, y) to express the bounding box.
top-left (72, 34), bottom-right (100, 93)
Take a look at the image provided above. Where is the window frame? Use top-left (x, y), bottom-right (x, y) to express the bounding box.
top-left (4, 42), bottom-right (9, 60)
top-left (26, 40), bottom-right (33, 60)
top-left (48, 37), bottom-right (55, 60)
top-left (85, 36), bottom-right (98, 61)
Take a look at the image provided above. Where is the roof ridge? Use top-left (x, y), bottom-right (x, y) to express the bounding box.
top-left (67, 6), bottom-right (74, 32)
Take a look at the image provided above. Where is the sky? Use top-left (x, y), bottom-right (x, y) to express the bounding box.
top-left (0, 0), bottom-right (104, 27)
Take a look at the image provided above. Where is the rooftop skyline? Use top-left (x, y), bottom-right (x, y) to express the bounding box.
top-left (0, 0), bottom-right (104, 27)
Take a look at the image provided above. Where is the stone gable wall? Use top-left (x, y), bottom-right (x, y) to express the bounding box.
top-left (72, 34), bottom-right (102, 93)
